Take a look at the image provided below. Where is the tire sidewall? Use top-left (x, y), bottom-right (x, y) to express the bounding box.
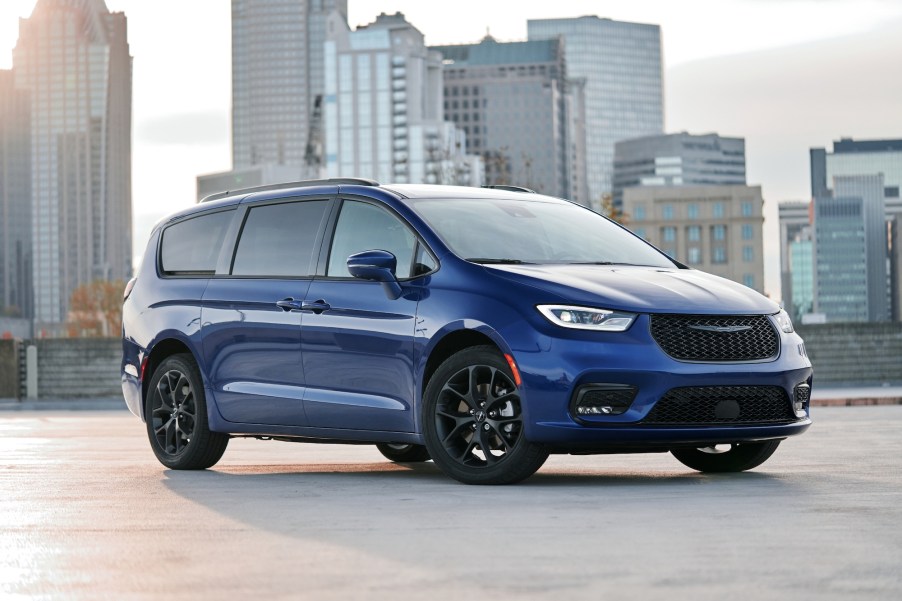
top-left (145, 353), bottom-right (214, 469)
top-left (421, 346), bottom-right (547, 484)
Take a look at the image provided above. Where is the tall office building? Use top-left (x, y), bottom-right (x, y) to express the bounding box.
top-left (623, 185), bottom-right (765, 293)
top-left (324, 12), bottom-right (481, 185)
top-left (0, 70), bottom-right (32, 320)
top-left (231, 0), bottom-right (347, 172)
top-left (13, 0), bottom-right (132, 329)
top-left (814, 175), bottom-right (888, 323)
top-left (810, 138), bottom-right (902, 200)
top-left (778, 202), bottom-right (814, 322)
top-left (613, 132), bottom-right (746, 206)
top-left (431, 36), bottom-right (587, 202)
top-left (528, 16), bottom-right (664, 207)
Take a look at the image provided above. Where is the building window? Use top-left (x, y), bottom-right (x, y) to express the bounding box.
top-left (712, 225), bottom-right (726, 241)
top-left (662, 204), bottom-right (674, 220)
top-left (712, 247), bottom-right (727, 263)
top-left (743, 274), bottom-right (755, 288)
top-left (688, 247), bottom-right (701, 264)
top-left (634, 205), bottom-right (646, 221)
top-left (742, 224), bottom-right (753, 240)
top-left (743, 246), bottom-right (754, 262)
top-left (713, 202), bottom-right (724, 218)
top-left (687, 204), bottom-right (698, 219)
top-left (662, 226), bottom-right (676, 242)
top-left (687, 225), bottom-right (701, 242)
top-left (634, 227), bottom-right (646, 239)
top-left (741, 201), bottom-right (753, 217)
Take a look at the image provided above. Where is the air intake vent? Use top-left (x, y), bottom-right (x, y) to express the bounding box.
top-left (642, 386), bottom-right (797, 425)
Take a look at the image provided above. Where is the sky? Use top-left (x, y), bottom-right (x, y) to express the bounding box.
top-left (1, 0), bottom-right (901, 299)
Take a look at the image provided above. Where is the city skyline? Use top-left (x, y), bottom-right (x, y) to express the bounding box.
top-left (1, 0), bottom-right (901, 300)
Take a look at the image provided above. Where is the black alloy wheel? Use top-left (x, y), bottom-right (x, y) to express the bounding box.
top-left (671, 440), bottom-right (781, 473)
top-left (423, 346), bottom-right (548, 484)
top-left (145, 354), bottom-right (228, 470)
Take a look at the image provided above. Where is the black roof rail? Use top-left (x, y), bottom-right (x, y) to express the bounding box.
top-left (200, 178), bottom-right (380, 203)
top-left (481, 185), bottom-right (536, 194)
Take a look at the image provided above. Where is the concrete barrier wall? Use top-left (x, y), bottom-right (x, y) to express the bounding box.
top-left (0, 339), bottom-right (19, 398)
top-left (34, 338), bottom-right (121, 399)
top-left (0, 323), bottom-right (900, 400)
top-left (797, 323), bottom-right (902, 385)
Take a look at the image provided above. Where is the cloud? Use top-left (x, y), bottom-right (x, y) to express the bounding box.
top-left (136, 111), bottom-right (229, 146)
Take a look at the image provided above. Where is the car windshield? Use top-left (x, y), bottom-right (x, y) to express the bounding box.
top-left (410, 197), bottom-right (676, 268)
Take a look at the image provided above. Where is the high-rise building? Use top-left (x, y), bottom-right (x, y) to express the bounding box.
top-left (814, 174), bottom-right (888, 322)
top-left (13, 0), bottom-right (132, 329)
top-left (810, 137), bottom-right (902, 200)
top-left (528, 16), bottom-right (664, 207)
top-left (200, 1), bottom-right (349, 198)
top-left (623, 185), bottom-right (765, 293)
top-left (324, 12), bottom-right (481, 186)
top-left (231, 0), bottom-right (347, 173)
top-left (613, 132), bottom-right (746, 207)
top-left (430, 36), bottom-right (587, 202)
top-left (0, 70), bottom-right (32, 320)
top-left (778, 202), bottom-right (814, 322)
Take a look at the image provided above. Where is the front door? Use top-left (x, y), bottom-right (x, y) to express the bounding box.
top-left (301, 199), bottom-right (422, 432)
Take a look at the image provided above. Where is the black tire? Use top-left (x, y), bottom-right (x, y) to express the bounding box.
top-left (145, 353), bottom-right (229, 470)
top-left (671, 440), bottom-right (781, 473)
top-left (422, 345), bottom-right (548, 485)
top-left (376, 443), bottom-right (431, 463)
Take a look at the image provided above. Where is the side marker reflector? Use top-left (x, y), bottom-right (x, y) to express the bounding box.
top-left (503, 354), bottom-right (522, 388)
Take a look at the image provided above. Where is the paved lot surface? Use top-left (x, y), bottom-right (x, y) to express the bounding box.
top-left (1, 407), bottom-right (900, 600)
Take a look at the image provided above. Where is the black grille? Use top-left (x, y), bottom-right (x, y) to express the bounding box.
top-left (650, 314), bottom-right (779, 362)
top-left (642, 386), bottom-right (797, 425)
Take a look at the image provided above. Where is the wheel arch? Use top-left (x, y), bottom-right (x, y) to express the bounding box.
top-left (420, 327), bottom-right (509, 400)
top-left (141, 337), bottom-right (196, 420)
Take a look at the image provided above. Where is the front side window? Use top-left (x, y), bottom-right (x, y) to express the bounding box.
top-left (328, 200), bottom-right (417, 278)
top-left (160, 209), bottom-right (234, 275)
top-left (231, 200), bottom-right (329, 277)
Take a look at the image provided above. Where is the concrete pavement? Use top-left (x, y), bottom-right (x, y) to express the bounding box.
top-left (1, 407), bottom-right (900, 600)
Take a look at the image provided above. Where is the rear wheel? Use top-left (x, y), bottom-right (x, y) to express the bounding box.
top-left (422, 346), bottom-right (548, 485)
top-left (671, 440), bottom-right (781, 473)
top-left (376, 443), bottom-right (431, 463)
top-left (145, 353), bottom-right (228, 470)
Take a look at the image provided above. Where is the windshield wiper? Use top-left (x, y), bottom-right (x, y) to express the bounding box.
top-left (568, 261), bottom-right (651, 267)
top-left (466, 258), bottom-right (531, 265)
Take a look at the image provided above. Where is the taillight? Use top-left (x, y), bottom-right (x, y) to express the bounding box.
top-left (123, 277), bottom-right (137, 301)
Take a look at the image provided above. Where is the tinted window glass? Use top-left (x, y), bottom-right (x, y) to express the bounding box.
top-left (328, 201), bottom-right (416, 278)
top-left (411, 197), bottom-right (674, 268)
top-left (232, 200), bottom-right (328, 277)
top-left (160, 209), bottom-right (234, 274)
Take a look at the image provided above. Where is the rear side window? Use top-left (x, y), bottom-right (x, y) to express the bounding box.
top-left (231, 200), bottom-right (329, 277)
top-left (160, 209), bottom-right (234, 275)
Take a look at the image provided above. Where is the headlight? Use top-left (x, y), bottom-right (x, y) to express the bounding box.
top-left (774, 309), bottom-right (794, 333)
top-left (537, 305), bottom-right (637, 332)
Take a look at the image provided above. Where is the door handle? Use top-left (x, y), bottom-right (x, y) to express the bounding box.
top-left (301, 299), bottom-right (331, 314)
top-left (275, 298), bottom-right (303, 311)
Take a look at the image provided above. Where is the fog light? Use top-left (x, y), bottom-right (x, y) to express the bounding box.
top-left (793, 383), bottom-right (811, 418)
top-left (572, 384), bottom-right (637, 418)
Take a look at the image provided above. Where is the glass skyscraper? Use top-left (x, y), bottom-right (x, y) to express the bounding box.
top-left (231, 0), bottom-right (347, 173)
top-left (13, 0), bottom-right (132, 329)
top-left (528, 16), bottom-right (664, 208)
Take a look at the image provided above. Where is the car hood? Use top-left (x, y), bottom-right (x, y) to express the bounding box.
top-left (485, 264), bottom-right (779, 315)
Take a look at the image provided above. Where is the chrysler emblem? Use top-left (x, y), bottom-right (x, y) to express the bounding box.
top-left (688, 324), bottom-right (753, 333)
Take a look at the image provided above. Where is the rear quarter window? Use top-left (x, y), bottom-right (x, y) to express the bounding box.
top-left (160, 209), bottom-right (234, 275)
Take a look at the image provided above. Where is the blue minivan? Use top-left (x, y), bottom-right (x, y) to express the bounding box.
top-left (121, 179), bottom-right (812, 484)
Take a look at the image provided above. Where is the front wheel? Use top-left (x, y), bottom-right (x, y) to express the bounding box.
top-left (145, 353), bottom-right (229, 470)
top-left (376, 443), bottom-right (431, 463)
top-left (422, 346), bottom-right (548, 485)
top-left (671, 440), bottom-right (781, 473)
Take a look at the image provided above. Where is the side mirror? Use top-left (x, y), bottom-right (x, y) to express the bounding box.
top-left (347, 250), bottom-right (402, 299)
